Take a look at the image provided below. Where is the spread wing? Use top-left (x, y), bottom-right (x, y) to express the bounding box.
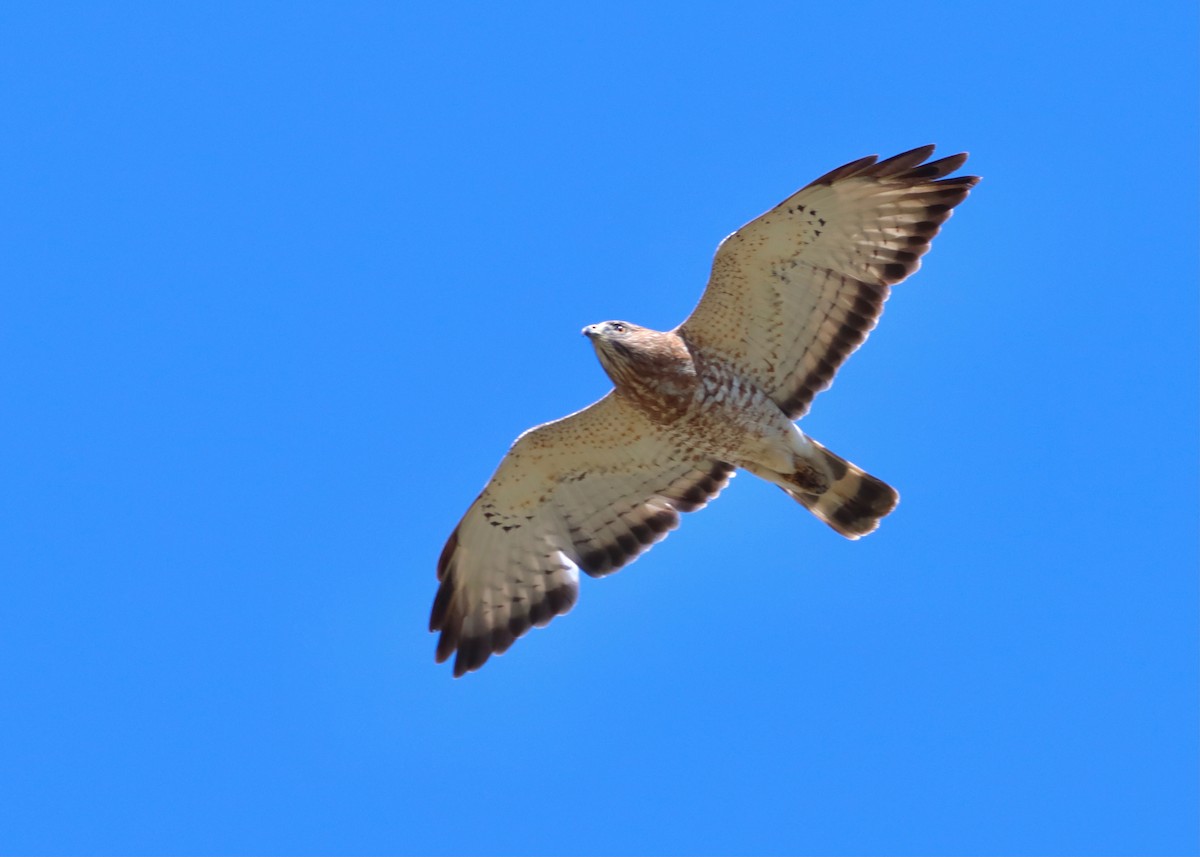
top-left (431, 392), bottom-right (733, 677)
top-left (677, 145), bottom-right (979, 419)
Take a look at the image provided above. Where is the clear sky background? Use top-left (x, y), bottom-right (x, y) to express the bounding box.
top-left (1, 2), bottom-right (1196, 855)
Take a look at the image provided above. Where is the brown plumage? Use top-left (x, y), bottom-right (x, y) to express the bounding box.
top-left (432, 146), bottom-right (979, 676)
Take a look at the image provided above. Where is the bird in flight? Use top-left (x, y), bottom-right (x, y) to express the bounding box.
top-left (431, 145), bottom-right (979, 676)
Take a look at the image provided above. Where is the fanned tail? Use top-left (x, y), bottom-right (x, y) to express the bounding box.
top-left (786, 440), bottom-right (899, 539)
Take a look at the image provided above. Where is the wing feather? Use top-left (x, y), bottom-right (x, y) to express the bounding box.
top-left (678, 145), bottom-right (979, 418)
top-left (431, 392), bottom-right (732, 676)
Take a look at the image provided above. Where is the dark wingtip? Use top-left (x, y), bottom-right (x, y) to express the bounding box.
top-left (453, 636), bottom-right (491, 677)
top-left (430, 530), bottom-right (460, 631)
top-left (429, 579), bottom-right (454, 632)
top-left (436, 529), bottom-right (459, 581)
top-left (435, 629), bottom-right (457, 664)
top-left (808, 153), bottom-right (879, 186)
top-left (871, 145), bottom-right (937, 176)
top-left (930, 151), bottom-right (969, 174)
top-left (817, 146), bottom-right (982, 189)
top-left (806, 145), bottom-right (981, 189)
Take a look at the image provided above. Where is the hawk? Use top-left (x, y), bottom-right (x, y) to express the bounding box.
top-left (431, 145), bottom-right (978, 676)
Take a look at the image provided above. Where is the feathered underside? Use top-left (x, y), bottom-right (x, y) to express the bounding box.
top-left (678, 145), bottom-right (979, 419)
top-left (431, 392), bottom-right (733, 677)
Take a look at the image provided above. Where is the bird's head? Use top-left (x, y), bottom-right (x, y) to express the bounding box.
top-left (581, 320), bottom-right (639, 342)
top-left (582, 320), bottom-right (647, 384)
top-left (582, 320), bottom-right (692, 390)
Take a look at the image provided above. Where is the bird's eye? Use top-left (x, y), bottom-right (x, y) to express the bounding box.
top-left (611, 323), bottom-right (626, 333)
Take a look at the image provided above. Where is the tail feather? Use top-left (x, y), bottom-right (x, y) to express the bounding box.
top-left (788, 440), bottom-right (899, 539)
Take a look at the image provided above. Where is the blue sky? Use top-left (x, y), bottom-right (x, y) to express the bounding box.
top-left (2, 2), bottom-right (1196, 854)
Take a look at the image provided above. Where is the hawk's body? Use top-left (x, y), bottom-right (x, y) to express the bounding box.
top-left (432, 146), bottom-right (979, 676)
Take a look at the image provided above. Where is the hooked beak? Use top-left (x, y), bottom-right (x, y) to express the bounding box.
top-left (582, 324), bottom-right (597, 338)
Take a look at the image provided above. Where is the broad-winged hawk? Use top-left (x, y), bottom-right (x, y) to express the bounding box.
top-left (431, 146), bottom-right (979, 676)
